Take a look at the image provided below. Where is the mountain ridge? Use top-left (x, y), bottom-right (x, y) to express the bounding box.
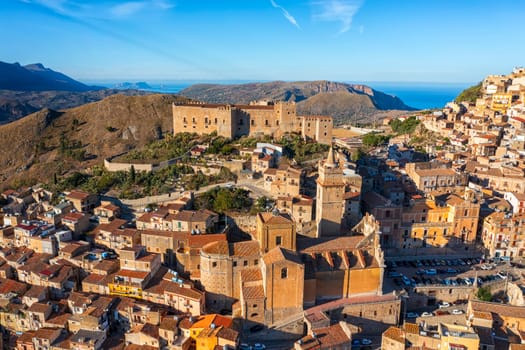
top-left (178, 80), bottom-right (416, 124)
top-left (0, 61), bottom-right (102, 92)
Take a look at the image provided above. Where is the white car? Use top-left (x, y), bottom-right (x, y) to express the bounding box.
top-left (438, 302), bottom-right (450, 309)
top-left (452, 309), bottom-right (464, 315)
top-left (497, 272), bottom-right (508, 279)
top-left (253, 344), bottom-right (266, 350)
top-left (421, 312), bottom-right (433, 317)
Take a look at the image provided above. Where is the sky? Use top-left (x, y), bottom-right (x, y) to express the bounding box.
top-left (2, 0), bottom-right (525, 83)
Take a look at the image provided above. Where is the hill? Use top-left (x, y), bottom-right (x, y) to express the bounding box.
top-left (0, 89), bottom-right (150, 125)
top-left (178, 80), bottom-right (416, 124)
top-left (0, 61), bottom-right (101, 92)
top-left (0, 94), bottom-right (190, 187)
top-left (455, 82), bottom-right (482, 103)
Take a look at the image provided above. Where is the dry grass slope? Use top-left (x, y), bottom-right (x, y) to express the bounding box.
top-left (0, 93), bottom-right (190, 187)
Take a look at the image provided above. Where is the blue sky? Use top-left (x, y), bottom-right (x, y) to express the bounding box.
top-left (2, 0), bottom-right (525, 83)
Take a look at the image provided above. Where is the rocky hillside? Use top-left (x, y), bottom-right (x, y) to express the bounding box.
top-left (179, 80), bottom-right (416, 124)
top-left (0, 94), bottom-right (190, 186)
top-left (0, 89), bottom-right (150, 125)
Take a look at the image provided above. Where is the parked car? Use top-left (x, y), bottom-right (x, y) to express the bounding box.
top-left (240, 344), bottom-right (251, 350)
top-left (406, 312), bottom-right (419, 318)
top-left (497, 272), bottom-right (508, 279)
top-left (425, 269), bottom-right (437, 275)
top-left (452, 309), bottom-right (464, 315)
top-left (421, 312), bottom-right (433, 317)
top-left (361, 339), bottom-right (372, 345)
top-left (438, 302), bottom-right (450, 309)
top-left (254, 344), bottom-right (266, 350)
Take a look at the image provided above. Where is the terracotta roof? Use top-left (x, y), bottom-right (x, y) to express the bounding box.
top-left (33, 327), bottom-right (60, 340)
top-left (63, 212), bottom-right (86, 221)
top-left (242, 285), bottom-right (265, 299)
top-left (404, 323), bottom-right (420, 335)
top-left (190, 314), bottom-right (233, 330)
top-left (263, 246), bottom-right (302, 265)
top-left (28, 302), bottom-right (52, 314)
top-left (471, 300), bottom-right (525, 319)
top-left (299, 236), bottom-right (368, 253)
top-left (232, 240), bottom-right (260, 257)
top-left (131, 323), bottom-right (158, 338)
top-left (202, 240), bottom-right (260, 257)
top-left (344, 191), bottom-right (361, 200)
top-left (23, 285), bottom-right (47, 299)
top-left (240, 267), bottom-right (262, 282)
top-left (164, 281), bottom-right (203, 300)
top-left (0, 277), bottom-right (27, 295)
top-left (188, 233), bottom-right (227, 248)
top-left (473, 311), bottom-right (493, 321)
top-left (297, 323), bottom-right (351, 349)
top-left (81, 273), bottom-right (108, 285)
top-left (66, 190), bottom-right (92, 200)
top-left (217, 326), bottom-right (239, 342)
top-left (159, 317), bottom-right (179, 330)
top-left (383, 326), bottom-right (405, 343)
top-left (117, 269), bottom-right (149, 279)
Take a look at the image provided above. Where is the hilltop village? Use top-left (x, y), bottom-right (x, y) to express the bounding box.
top-left (2, 68), bottom-right (525, 350)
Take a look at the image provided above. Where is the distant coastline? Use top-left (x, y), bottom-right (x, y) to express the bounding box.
top-left (86, 80), bottom-right (472, 110)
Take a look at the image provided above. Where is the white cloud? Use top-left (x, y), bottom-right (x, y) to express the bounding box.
top-left (270, 0), bottom-right (300, 29)
top-left (312, 0), bottom-right (363, 34)
top-left (22, 0), bottom-right (174, 19)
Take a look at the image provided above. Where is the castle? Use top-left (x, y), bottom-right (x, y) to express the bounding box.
top-left (172, 101), bottom-right (333, 144)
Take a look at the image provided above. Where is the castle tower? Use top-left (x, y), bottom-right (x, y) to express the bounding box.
top-left (315, 147), bottom-right (345, 237)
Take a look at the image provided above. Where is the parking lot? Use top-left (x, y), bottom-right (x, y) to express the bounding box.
top-left (383, 256), bottom-right (524, 320)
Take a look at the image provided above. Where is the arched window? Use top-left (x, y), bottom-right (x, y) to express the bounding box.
top-left (281, 267), bottom-right (288, 279)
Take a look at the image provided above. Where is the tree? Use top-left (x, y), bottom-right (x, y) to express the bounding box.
top-left (476, 286), bottom-right (492, 301)
top-left (351, 148), bottom-right (365, 162)
top-left (129, 165), bottom-right (136, 184)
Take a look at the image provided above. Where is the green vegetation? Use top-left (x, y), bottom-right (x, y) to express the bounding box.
top-left (280, 134), bottom-right (329, 163)
top-left (122, 133), bottom-right (199, 163)
top-left (195, 187), bottom-right (252, 214)
top-left (476, 286), bottom-right (492, 302)
top-left (390, 116), bottom-right (420, 135)
top-left (362, 132), bottom-right (390, 147)
top-left (206, 137), bottom-right (235, 155)
top-left (351, 148), bottom-right (365, 162)
top-left (185, 167), bottom-right (237, 191)
top-left (455, 82), bottom-right (482, 104)
top-left (48, 163), bottom-right (195, 199)
top-left (58, 132), bottom-right (86, 161)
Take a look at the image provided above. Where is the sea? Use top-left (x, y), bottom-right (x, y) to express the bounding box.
top-left (92, 80), bottom-right (472, 111)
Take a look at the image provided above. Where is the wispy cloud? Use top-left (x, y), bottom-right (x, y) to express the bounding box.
top-left (21, 0), bottom-right (175, 19)
top-left (270, 0), bottom-right (300, 29)
top-left (312, 0), bottom-right (363, 34)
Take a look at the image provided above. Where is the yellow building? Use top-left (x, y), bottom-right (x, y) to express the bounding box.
top-left (256, 211), bottom-right (296, 253)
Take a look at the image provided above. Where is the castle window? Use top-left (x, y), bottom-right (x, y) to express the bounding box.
top-left (385, 210), bottom-right (390, 218)
top-left (276, 236), bottom-right (282, 245)
top-left (205, 117), bottom-right (208, 124)
top-left (265, 120), bottom-right (269, 126)
top-left (244, 260), bottom-right (248, 266)
top-left (276, 120), bottom-right (279, 126)
top-left (233, 261), bottom-right (237, 267)
top-left (324, 132), bottom-right (327, 136)
top-left (183, 117), bottom-right (187, 123)
top-left (251, 120), bottom-right (255, 126)
top-left (215, 118), bottom-right (217, 124)
top-left (212, 262), bottom-right (217, 268)
top-left (192, 117), bottom-right (195, 124)
top-left (254, 259), bottom-right (259, 265)
top-left (281, 267), bottom-right (288, 279)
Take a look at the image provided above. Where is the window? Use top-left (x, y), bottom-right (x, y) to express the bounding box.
top-left (233, 261), bottom-right (237, 267)
top-left (212, 262), bottom-right (217, 268)
top-left (244, 260), bottom-right (248, 266)
top-left (265, 120), bottom-right (269, 126)
top-left (251, 120), bottom-right (255, 126)
top-left (254, 259), bottom-right (258, 265)
top-left (239, 118), bottom-right (244, 125)
top-left (385, 210), bottom-right (391, 218)
top-left (276, 236), bottom-right (282, 245)
top-left (281, 267), bottom-right (288, 279)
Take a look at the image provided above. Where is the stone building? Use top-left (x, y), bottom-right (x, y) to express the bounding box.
top-left (172, 101), bottom-right (332, 144)
top-left (255, 211), bottom-right (296, 253)
top-left (316, 148), bottom-right (345, 237)
top-left (405, 161), bottom-right (468, 193)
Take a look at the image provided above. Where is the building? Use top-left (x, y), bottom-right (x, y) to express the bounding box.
top-left (482, 212), bottom-right (525, 259)
top-left (294, 321), bottom-right (353, 350)
top-left (406, 162), bottom-right (468, 193)
top-left (316, 148), bottom-right (345, 237)
top-left (65, 190), bottom-right (99, 213)
top-left (172, 101), bottom-right (332, 144)
top-left (255, 211), bottom-right (296, 253)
